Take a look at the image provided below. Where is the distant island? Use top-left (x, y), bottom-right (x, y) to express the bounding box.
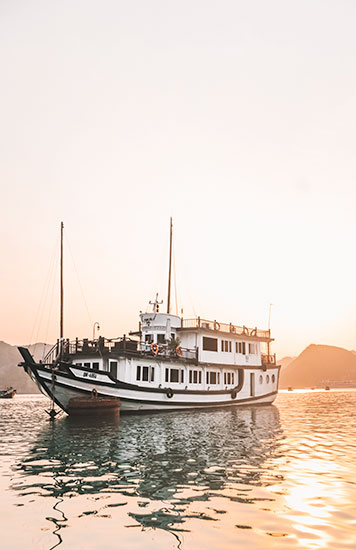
top-left (0, 341), bottom-right (52, 394)
top-left (279, 344), bottom-right (356, 389)
top-left (1, 341), bottom-right (356, 393)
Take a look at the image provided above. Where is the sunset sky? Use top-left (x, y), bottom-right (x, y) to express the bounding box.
top-left (1, 0), bottom-right (356, 357)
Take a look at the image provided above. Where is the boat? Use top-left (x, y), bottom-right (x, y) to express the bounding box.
top-left (18, 220), bottom-right (280, 414)
top-left (0, 387), bottom-right (16, 399)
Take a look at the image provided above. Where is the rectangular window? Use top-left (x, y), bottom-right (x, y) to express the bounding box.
top-left (165, 368), bottom-right (169, 383)
top-left (237, 342), bottom-right (246, 354)
top-left (142, 366), bottom-right (149, 381)
top-left (92, 362), bottom-right (99, 371)
top-left (222, 340), bottom-right (231, 352)
top-left (157, 334), bottom-right (165, 344)
top-left (76, 363), bottom-right (82, 366)
top-left (84, 362), bottom-right (90, 368)
top-left (203, 337), bottom-right (218, 352)
top-left (208, 372), bottom-right (217, 384)
top-left (232, 373), bottom-right (234, 385)
top-left (110, 361), bottom-right (117, 378)
top-left (180, 369), bottom-right (184, 383)
top-left (145, 334), bottom-right (153, 344)
top-left (136, 365), bottom-right (141, 381)
top-left (151, 367), bottom-right (155, 382)
top-left (249, 343), bottom-right (257, 354)
top-left (170, 369), bottom-right (179, 383)
top-left (189, 370), bottom-right (201, 384)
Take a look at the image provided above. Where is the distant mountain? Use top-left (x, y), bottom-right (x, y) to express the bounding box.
top-left (278, 356), bottom-right (295, 369)
top-left (0, 342), bottom-right (52, 394)
top-left (280, 344), bottom-right (356, 388)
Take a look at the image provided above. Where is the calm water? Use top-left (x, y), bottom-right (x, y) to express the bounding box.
top-left (1, 392), bottom-right (356, 550)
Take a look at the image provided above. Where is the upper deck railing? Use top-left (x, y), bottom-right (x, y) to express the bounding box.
top-left (181, 318), bottom-right (271, 339)
top-left (43, 337), bottom-right (198, 365)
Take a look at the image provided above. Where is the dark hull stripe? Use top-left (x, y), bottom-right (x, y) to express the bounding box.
top-left (33, 369), bottom-right (278, 407)
top-left (30, 364), bottom-right (266, 396)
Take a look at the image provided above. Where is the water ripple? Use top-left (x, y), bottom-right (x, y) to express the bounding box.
top-left (1, 392), bottom-right (356, 549)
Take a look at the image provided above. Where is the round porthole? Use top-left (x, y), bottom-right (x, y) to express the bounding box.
top-left (266, 375), bottom-right (270, 383)
top-left (272, 374), bottom-right (275, 383)
top-left (259, 375), bottom-right (263, 384)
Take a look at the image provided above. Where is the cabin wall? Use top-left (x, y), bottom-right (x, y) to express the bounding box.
top-left (179, 331), bottom-right (261, 366)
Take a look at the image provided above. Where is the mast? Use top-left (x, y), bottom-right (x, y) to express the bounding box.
top-left (60, 221), bottom-right (64, 342)
top-left (167, 217), bottom-right (173, 314)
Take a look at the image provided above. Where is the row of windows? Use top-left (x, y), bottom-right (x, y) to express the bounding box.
top-left (259, 374), bottom-right (276, 384)
top-left (221, 340), bottom-right (232, 352)
top-left (145, 333), bottom-right (175, 344)
top-left (189, 370), bottom-right (202, 384)
top-left (137, 365), bottom-right (155, 382)
top-left (206, 371), bottom-right (220, 385)
top-left (165, 368), bottom-right (184, 383)
top-left (203, 337), bottom-right (258, 355)
top-left (76, 362), bottom-right (100, 370)
top-left (224, 372), bottom-right (235, 385)
top-left (134, 366), bottom-right (238, 386)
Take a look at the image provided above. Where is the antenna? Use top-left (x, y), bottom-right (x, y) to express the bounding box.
top-left (167, 217), bottom-right (173, 314)
top-left (60, 221), bottom-right (64, 341)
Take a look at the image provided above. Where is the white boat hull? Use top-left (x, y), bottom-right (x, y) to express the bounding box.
top-left (27, 362), bottom-right (279, 413)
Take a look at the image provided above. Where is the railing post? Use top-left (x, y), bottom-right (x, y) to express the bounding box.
top-left (197, 316), bottom-right (200, 328)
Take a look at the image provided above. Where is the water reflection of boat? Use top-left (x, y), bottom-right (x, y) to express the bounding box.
top-left (14, 406), bottom-right (281, 542)
top-left (0, 387), bottom-right (16, 399)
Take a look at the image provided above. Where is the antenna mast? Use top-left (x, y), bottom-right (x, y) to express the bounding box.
top-left (60, 221), bottom-right (64, 342)
top-left (167, 217), bottom-right (173, 314)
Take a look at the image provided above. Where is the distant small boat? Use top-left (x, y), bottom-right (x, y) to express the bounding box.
top-left (0, 387), bottom-right (16, 399)
top-left (288, 387), bottom-right (293, 391)
top-left (325, 386), bottom-right (330, 391)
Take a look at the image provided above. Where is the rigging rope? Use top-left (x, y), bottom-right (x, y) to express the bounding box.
top-left (29, 236), bottom-right (59, 355)
top-left (64, 230), bottom-right (93, 329)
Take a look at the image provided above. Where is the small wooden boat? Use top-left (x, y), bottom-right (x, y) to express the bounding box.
top-left (67, 395), bottom-right (120, 415)
top-left (287, 387), bottom-right (293, 391)
top-left (0, 387), bottom-right (16, 399)
top-left (325, 386), bottom-right (330, 391)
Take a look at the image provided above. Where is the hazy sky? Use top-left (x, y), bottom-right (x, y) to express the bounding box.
top-left (1, 0), bottom-right (356, 357)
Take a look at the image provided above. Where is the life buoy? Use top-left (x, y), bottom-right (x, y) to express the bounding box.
top-left (242, 326), bottom-right (249, 336)
top-left (92, 388), bottom-right (98, 398)
top-left (176, 346), bottom-right (183, 358)
top-left (214, 321), bottom-right (220, 331)
top-left (231, 389), bottom-right (237, 399)
top-left (166, 388), bottom-right (174, 399)
top-left (250, 328), bottom-right (257, 337)
top-left (150, 343), bottom-right (159, 355)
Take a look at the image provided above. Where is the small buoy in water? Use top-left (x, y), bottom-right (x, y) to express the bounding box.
top-left (288, 387), bottom-right (293, 391)
top-left (325, 386), bottom-right (330, 391)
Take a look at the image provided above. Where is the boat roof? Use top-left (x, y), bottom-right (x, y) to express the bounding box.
top-left (179, 318), bottom-right (273, 342)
